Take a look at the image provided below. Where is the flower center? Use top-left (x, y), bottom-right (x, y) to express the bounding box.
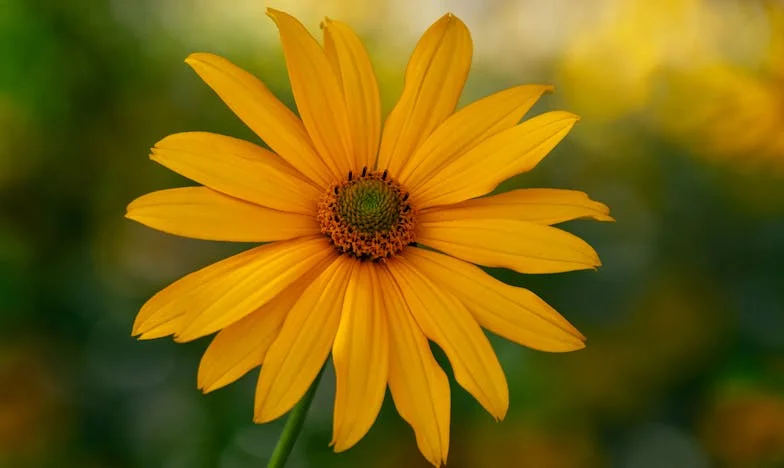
top-left (317, 169), bottom-right (416, 261)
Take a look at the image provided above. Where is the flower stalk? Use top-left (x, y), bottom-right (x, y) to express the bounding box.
top-left (267, 364), bottom-right (326, 468)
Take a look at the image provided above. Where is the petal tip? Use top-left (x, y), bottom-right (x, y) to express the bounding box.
top-left (266, 7), bottom-right (288, 22)
top-left (573, 326), bottom-right (588, 343)
top-left (135, 327), bottom-right (171, 340)
top-left (551, 334), bottom-right (588, 352)
top-left (443, 12), bottom-right (464, 23)
top-left (184, 52), bottom-right (216, 67)
top-left (195, 378), bottom-right (208, 393)
top-left (548, 110), bottom-right (580, 123)
top-left (253, 405), bottom-right (279, 424)
top-left (447, 12), bottom-right (469, 31)
top-left (492, 406), bottom-right (508, 422)
top-left (198, 380), bottom-right (219, 394)
top-left (330, 427), bottom-right (367, 453)
top-left (172, 329), bottom-right (200, 343)
top-left (438, 12), bottom-right (466, 30)
top-left (330, 440), bottom-right (351, 453)
top-left (131, 315), bottom-right (149, 337)
top-left (253, 391), bottom-right (287, 424)
top-left (561, 111), bottom-right (580, 122)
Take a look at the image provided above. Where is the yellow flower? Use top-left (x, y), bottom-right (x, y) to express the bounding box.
top-left (127, 9), bottom-right (611, 466)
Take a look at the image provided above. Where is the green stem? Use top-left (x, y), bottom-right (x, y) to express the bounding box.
top-left (266, 364), bottom-right (326, 468)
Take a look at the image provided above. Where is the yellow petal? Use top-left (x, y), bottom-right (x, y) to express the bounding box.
top-left (403, 248), bottom-right (585, 352)
top-left (196, 271), bottom-right (317, 393)
top-left (417, 218), bottom-right (601, 274)
top-left (378, 266), bottom-right (450, 467)
top-left (419, 188), bottom-right (613, 225)
top-left (377, 14), bottom-right (472, 175)
top-left (268, 9), bottom-right (353, 177)
top-left (386, 257), bottom-right (508, 420)
top-left (323, 18), bottom-right (381, 171)
top-left (132, 236), bottom-right (334, 342)
top-left (151, 132), bottom-right (320, 215)
top-left (126, 187), bottom-right (319, 242)
top-left (185, 53), bottom-right (333, 187)
top-left (254, 255), bottom-right (355, 423)
top-left (331, 263), bottom-right (388, 452)
top-left (414, 111), bottom-right (579, 209)
top-left (400, 85), bottom-right (553, 191)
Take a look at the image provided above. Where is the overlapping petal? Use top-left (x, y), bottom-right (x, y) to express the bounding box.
top-left (331, 263), bottom-right (389, 452)
top-left (378, 267), bottom-right (450, 467)
top-left (132, 236), bottom-right (335, 342)
top-left (323, 18), bottom-right (381, 170)
top-left (377, 13), bottom-right (472, 175)
top-left (254, 255), bottom-right (355, 423)
top-left (129, 9), bottom-right (610, 468)
top-left (414, 111), bottom-right (580, 208)
top-left (404, 248), bottom-right (585, 352)
top-left (196, 272), bottom-right (319, 393)
top-left (185, 53), bottom-right (333, 187)
top-left (386, 257), bottom-right (509, 420)
top-left (150, 132), bottom-right (320, 214)
top-left (417, 218), bottom-right (600, 274)
top-left (268, 9), bottom-right (354, 177)
top-left (126, 187), bottom-right (319, 242)
top-left (400, 85), bottom-right (553, 190)
top-left (420, 188), bottom-right (613, 225)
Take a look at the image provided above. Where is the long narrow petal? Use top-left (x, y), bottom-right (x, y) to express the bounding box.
top-left (323, 18), bottom-right (381, 170)
top-left (151, 132), bottom-right (320, 215)
top-left (185, 53), bottom-right (333, 187)
top-left (404, 248), bottom-right (585, 352)
top-left (378, 266), bottom-right (450, 467)
top-left (414, 111), bottom-right (579, 209)
top-left (377, 14), bottom-right (472, 175)
top-left (331, 262), bottom-right (389, 452)
top-left (126, 187), bottom-right (319, 242)
top-left (417, 218), bottom-right (600, 274)
top-left (268, 9), bottom-right (353, 177)
top-left (420, 188), bottom-right (613, 225)
top-left (386, 257), bottom-right (509, 420)
top-left (254, 255), bottom-right (355, 423)
top-left (132, 237), bottom-right (334, 342)
top-left (196, 301), bottom-right (288, 394)
top-left (400, 85), bottom-right (553, 190)
top-left (196, 263), bottom-right (327, 393)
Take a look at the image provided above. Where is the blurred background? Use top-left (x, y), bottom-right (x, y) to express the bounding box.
top-left (1, 0), bottom-right (783, 466)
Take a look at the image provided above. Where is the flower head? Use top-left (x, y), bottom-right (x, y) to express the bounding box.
top-left (127, 9), bottom-right (611, 466)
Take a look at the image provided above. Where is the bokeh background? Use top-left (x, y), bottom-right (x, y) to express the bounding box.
top-left (2, 0), bottom-right (783, 466)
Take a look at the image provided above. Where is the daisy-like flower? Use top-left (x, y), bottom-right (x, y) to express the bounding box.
top-left (127, 9), bottom-right (611, 466)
